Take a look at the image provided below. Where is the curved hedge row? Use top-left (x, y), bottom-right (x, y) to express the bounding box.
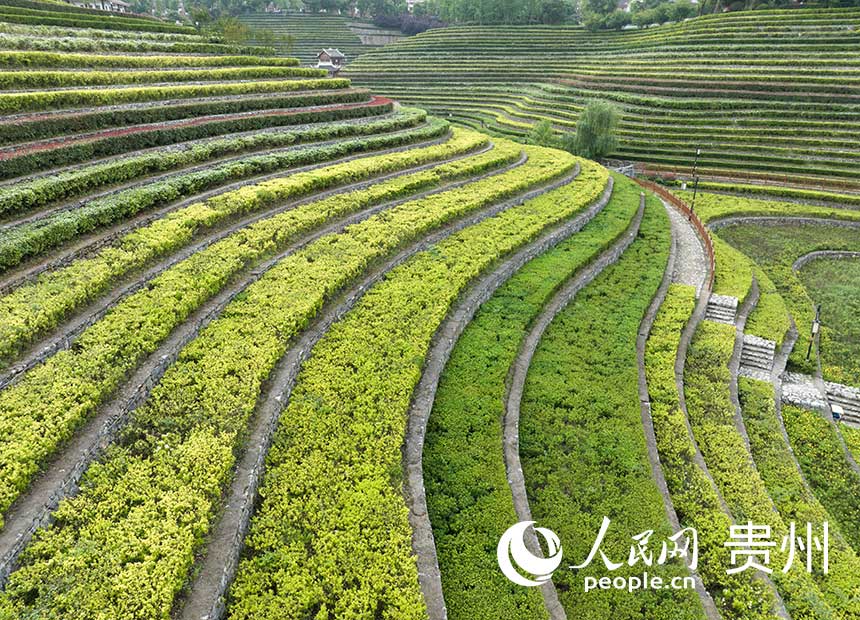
top-left (0, 77), bottom-right (350, 114)
top-left (0, 96), bottom-right (390, 218)
top-left (0, 5), bottom-right (195, 33)
top-left (0, 140), bottom-right (562, 620)
top-left (0, 107), bottom-right (408, 271)
top-left (227, 145), bottom-right (577, 619)
top-left (518, 195), bottom-right (705, 619)
top-left (0, 86), bottom-right (369, 155)
top-left (738, 377), bottom-right (860, 611)
top-left (646, 284), bottom-right (779, 619)
top-left (0, 115), bottom-right (450, 363)
top-left (0, 50), bottom-right (298, 69)
top-left (0, 66), bottom-right (324, 90)
top-left (0, 31), bottom-right (272, 55)
top-left (684, 321), bottom-right (833, 618)
top-left (347, 9), bottom-right (860, 188)
top-left (782, 405), bottom-right (860, 554)
top-left (0, 127), bottom-right (503, 528)
top-left (425, 164), bottom-right (616, 620)
top-left (0, 0), bottom-right (167, 21)
top-left (0, 93), bottom-right (386, 181)
top-left (0, 113), bottom-right (437, 294)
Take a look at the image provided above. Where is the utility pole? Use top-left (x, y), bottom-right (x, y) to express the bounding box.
top-left (806, 304), bottom-right (821, 361)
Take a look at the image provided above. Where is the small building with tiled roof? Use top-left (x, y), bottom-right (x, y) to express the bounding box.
top-left (317, 48), bottom-right (346, 76)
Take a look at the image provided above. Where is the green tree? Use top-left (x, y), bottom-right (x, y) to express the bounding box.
top-left (568, 100), bottom-right (620, 159)
top-left (525, 119), bottom-right (558, 147)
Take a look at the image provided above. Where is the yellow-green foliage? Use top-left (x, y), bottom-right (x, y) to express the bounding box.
top-left (685, 321), bottom-right (833, 619)
top-left (0, 142), bottom-right (569, 619)
top-left (646, 285), bottom-right (778, 619)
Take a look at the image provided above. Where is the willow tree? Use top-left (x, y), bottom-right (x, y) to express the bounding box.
top-left (567, 99), bottom-right (621, 160)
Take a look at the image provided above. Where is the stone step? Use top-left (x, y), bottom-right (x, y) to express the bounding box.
top-left (829, 394), bottom-right (860, 417)
top-left (743, 343), bottom-right (776, 354)
top-left (706, 307), bottom-right (736, 318)
top-left (742, 357), bottom-right (773, 371)
top-left (821, 381), bottom-right (860, 423)
top-left (705, 310), bottom-right (736, 323)
top-left (742, 349), bottom-right (774, 361)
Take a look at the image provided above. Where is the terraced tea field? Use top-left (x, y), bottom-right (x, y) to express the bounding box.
top-left (0, 1), bottom-right (858, 619)
top-left (239, 12), bottom-right (379, 65)
top-left (347, 8), bottom-right (860, 190)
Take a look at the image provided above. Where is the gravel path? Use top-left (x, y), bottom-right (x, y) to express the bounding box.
top-left (664, 198), bottom-right (707, 294)
top-left (174, 162), bottom-right (582, 620)
top-left (635, 202), bottom-right (720, 619)
top-left (0, 146), bottom-right (524, 587)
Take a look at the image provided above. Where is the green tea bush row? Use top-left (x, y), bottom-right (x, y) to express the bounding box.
top-left (0, 105), bottom-right (415, 270)
top-left (745, 267), bottom-right (791, 346)
top-left (0, 128), bottom-right (504, 525)
top-left (425, 164), bottom-right (616, 620)
top-left (0, 0), bottom-right (166, 20)
top-left (0, 92), bottom-right (382, 181)
top-left (0, 32), bottom-right (271, 55)
top-left (0, 20), bottom-right (215, 40)
top-left (0, 86), bottom-right (368, 148)
top-left (668, 180), bottom-right (860, 207)
top-left (0, 77), bottom-right (349, 114)
top-left (782, 405), bottom-right (860, 553)
top-left (0, 141), bottom-right (563, 619)
top-left (738, 377), bottom-right (860, 610)
top-left (516, 196), bottom-right (705, 618)
top-left (0, 117), bottom-right (456, 362)
top-left (0, 50), bottom-right (298, 69)
top-left (645, 284), bottom-right (779, 619)
top-left (711, 235), bottom-right (753, 301)
top-left (228, 145), bottom-right (578, 619)
top-left (0, 91), bottom-right (382, 178)
top-left (841, 425), bottom-right (860, 462)
top-left (686, 192), bottom-right (860, 225)
top-left (0, 97), bottom-right (397, 216)
top-left (0, 8), bottom-right (195, 33)
top-left (685, 321), bottom-right (833, 617)
top-left (0, 116), bottom-right (450, 322)
top-left (0, 66), bottom-right (323, 90)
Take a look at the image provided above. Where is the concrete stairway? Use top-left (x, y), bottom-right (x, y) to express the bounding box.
top-left (705, 293), bottom-right (738, 324)
top-left (740, 334), bottom-right (777, 374)
top-left (826, 382), bottom-right (860, 424)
